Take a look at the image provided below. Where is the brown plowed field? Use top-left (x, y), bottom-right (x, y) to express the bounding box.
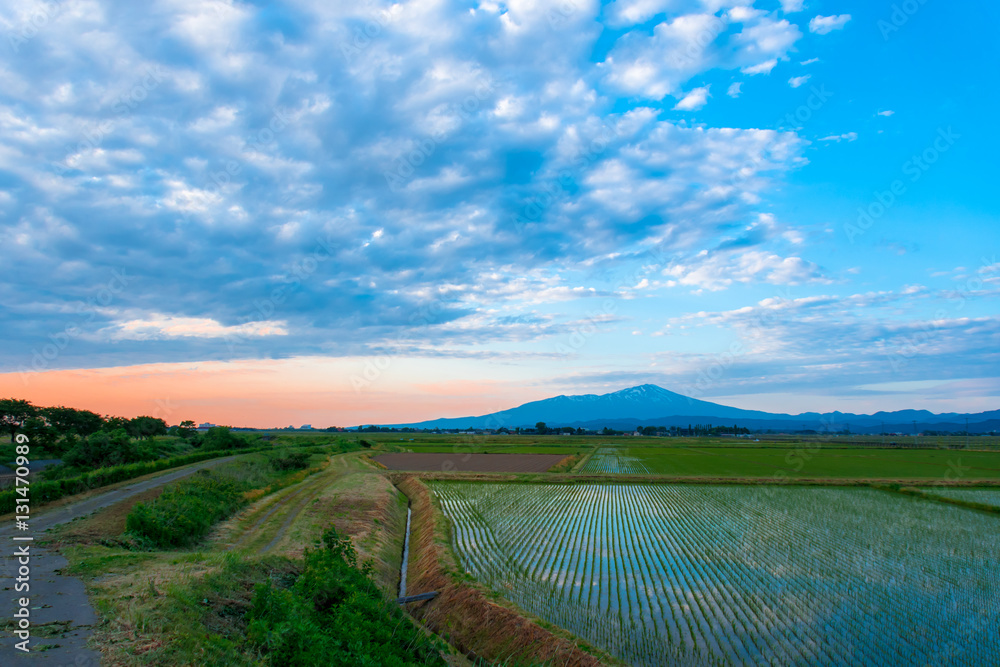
top-left (374, 452), bottom-right (567, 473)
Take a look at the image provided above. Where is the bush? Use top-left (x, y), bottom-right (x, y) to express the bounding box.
top-left (0, 448), bottom-right (239, 515)
top-left (247, 526), bottom-right (445, 666)
top-left (126, 472), bottom-right (248, 548)
top-left (63, 428), bottom-right (156, 469)
top-left (269, 451), bottom-right (312, 472)
top-left (201, 427), bottom-right (251, 451)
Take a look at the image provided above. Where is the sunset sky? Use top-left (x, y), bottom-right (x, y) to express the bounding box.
top-left (1, 0), bottom-right (998, 427)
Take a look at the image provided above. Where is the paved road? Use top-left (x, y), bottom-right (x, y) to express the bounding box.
top-left (0, 456), bottom-right (236, 665)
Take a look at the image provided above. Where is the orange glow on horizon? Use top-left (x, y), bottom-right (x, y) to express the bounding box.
top-left (0, 358), bottom-right (549, 428)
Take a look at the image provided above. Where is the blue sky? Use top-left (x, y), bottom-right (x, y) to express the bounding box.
top-left (0, 0), bottom-right (997, 424)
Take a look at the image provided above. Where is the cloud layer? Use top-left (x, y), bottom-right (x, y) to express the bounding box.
top-left (0, 0), bottom-right (831, 374)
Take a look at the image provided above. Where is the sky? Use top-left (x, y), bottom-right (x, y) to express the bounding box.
top-left (0, 0), bottom-right (998, 427)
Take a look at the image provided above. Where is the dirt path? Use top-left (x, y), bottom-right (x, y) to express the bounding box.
top-left (0, 456), bottom-right (236, 665)
top-left (224, 453), bottom-right (367, 555)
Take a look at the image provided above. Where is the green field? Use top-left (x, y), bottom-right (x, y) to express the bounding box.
top-left (582, 446), bottom-right (1000, 481)
top-left (346, 431), bottom-right (1000, 450)
top-left (431, 481), bottom-right (1000, 666)
top-left (383, 440), bottom-right (1000, 481)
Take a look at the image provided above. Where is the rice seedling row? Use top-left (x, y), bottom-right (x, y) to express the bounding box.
top-left (581, 447), bottom-right (652, 474)
top-left (431, 482), bottom-right (1000, 666)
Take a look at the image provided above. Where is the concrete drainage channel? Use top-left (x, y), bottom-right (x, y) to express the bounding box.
top-left (398, 506), bottom-right (412, 599)
top-left (395, 504), bottom-right (437, 605)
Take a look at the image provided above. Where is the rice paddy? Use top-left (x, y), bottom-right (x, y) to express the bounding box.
top-left (580, 447), bottom-right (652, 474)
top-left (431, 481), bottom-right (1000, 666)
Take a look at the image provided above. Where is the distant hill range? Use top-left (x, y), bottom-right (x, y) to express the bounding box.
top-left (387, 384), bottom-right (1000, 434)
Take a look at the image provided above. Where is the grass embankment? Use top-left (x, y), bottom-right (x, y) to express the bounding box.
top-left (247, 525), bottom-right (446, 666)
top-left (396, 475), bottom-right (619, 666)
top-left (49, 452), bottom-right (460, 665)
top-left (125, 449), bottom-right (325, 548)
top-left (68, 533), bottom-right (446, 665)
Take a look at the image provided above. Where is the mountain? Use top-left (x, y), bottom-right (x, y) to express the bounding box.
top-left (385, 384), bottom-right (999, 433)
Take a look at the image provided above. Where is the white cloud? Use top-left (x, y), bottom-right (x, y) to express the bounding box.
top-left (0, 0), bottom-right (826, 369)
top-left (104, 315), bottom-right (289, 341)
top-left (741, 59), bottom-right (777, 75)
top-left (819, 132), bottom-right (858, 142)
top-left (809, 14), bottom-right (851, 35)
top-left (662, 249), bottom-right (827, 291)
top-left (673, 85), bottom-right (710, 110)
top-left (877, 110), bottom-right (895, 117)
top-left (603, 0), bottom-right (672, 28)
top-left (780, 0), bottom-right (805, 12)
top-left (601, 12), bottom-right (801, 98)
top-left (727, 82), bottom-right (742, 97)
top-left (788, 75), bottom-right (811, 88)
top-left (800, 57), bottom-right (819, 65)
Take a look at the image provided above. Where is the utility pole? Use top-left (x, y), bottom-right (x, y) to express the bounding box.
top-left (881, 421), bottom-right (885, 446)
top-left (913, 420), bottom-right (918, 447)
top-left (966, 417), bottom-right (970, 449)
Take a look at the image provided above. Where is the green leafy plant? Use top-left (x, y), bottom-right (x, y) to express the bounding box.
top-left (247, 526), bottom-right (445, 666)
top-left (126, 471), bottom-right (248, 548)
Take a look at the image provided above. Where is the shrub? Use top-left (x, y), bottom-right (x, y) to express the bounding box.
top-left (269, 451), bottom-right (312, 472)
top-left (63, 428), bottom-right (155, 469)
top-left (201, 427), bottom-right (251, 451)
top-left (126, 472), bottom-right (248, 548)
top-left (247, 526), bottom-right (445, 666)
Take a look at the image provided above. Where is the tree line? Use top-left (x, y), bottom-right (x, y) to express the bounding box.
top-left (0, 397), bottom-right (251, 471)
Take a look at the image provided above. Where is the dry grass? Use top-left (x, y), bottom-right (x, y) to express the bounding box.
top-left (546, 454), bottom-right (583, 473)
top-left (46, 486), bottom-right (165, 548)
top-left (285, 469), bottom-right (407, 592)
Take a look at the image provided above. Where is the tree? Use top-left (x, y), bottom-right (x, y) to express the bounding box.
top-left (103, 416), bottom-right (130, 432)
top-left (21, 416), bottom-right (59, 451)
top-left (535, 422), bottom-right (548, 435)
top-left (0, 398), bottom-right (36, 440)
top-left (128, 416), bottom-right (168, 440)
top-left (42, 406), bottom-right (104, 437)
top-left (200, 426), bottom-right (249, 451)
top-left (642, 426), bottom-right (657, 436)
top-left (64, 428), bottom-right (151, 469)
top-left (177, 420), bottom-right (197, 439)
top-left (72, 409), bottom-right (104, 436)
